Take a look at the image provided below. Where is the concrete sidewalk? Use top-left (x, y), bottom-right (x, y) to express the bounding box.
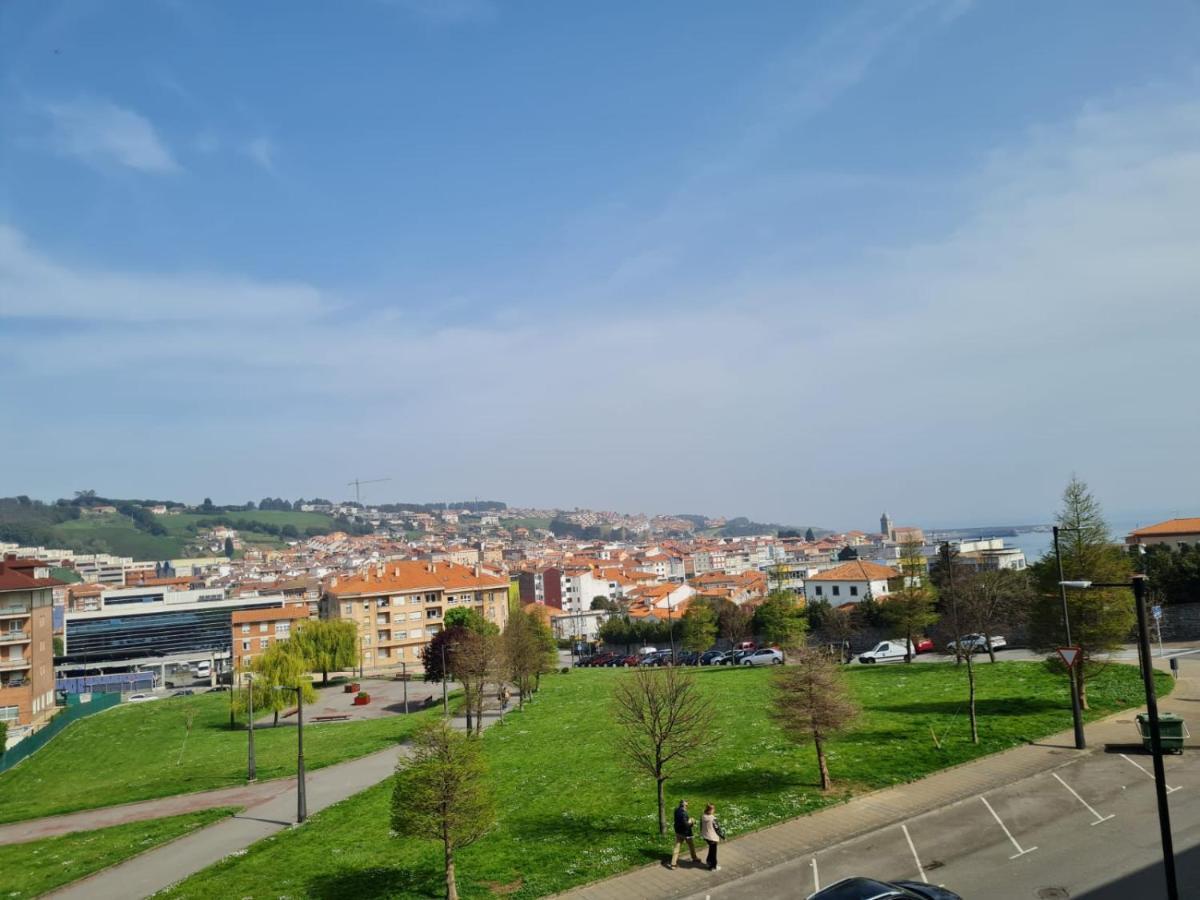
top-left (558, 661), bottom-right (1197, 900)
top-left (45, 707), bottom-right (507, 900)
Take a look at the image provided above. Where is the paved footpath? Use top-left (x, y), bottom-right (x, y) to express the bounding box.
top-left (558, 656), bottom-right (1198, 900)
top-left (44, 707), bottom-right (506, 900)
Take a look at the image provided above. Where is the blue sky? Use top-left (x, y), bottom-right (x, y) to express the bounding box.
top-left (2, 0), bottom-right (1199, 530)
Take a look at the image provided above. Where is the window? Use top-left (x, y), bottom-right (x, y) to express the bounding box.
top-left (832, 586), bottom-right (840, 596)
top-left (395, 630), bottom-right (407, 640)
top-left (426, 608), bottom-right (442, 619)
top-left (377, 597), bottom-right (388, 608)
top-left (378, 630), bottom-right (390, 641)
top-left (259, 623), bottom-right (268, 633)
top-left (241, 624), bottom-right (250, 634)
top-left (377, 613), bottom-right (389, 625)
top-left (410, 596), bottom-right (423, 605)
top-left (342, 602), bottom-right (351, 616)
top-left (408, 611), bottom-right (421, 620)
top-left (259, 638), bottom-right (269, 649)
top-left (242, 640), bottom-right (250, 651)
top-left (275, 622), bottom-right (291, 637)
top-left (815, 586), bottom-right (823, 596)
top-left (0, 706), bottom-right (18, 722)
top-left (850, 586), bottom-right (858, 597)
top-left (378, 647), bottom-right (389, 658)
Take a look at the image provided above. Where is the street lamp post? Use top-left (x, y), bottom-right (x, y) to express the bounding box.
top-left (1061, 576), bottom-right (1176, 899)
top-left (1053, 526), bottom-right (1087, 750)
top-left (244, 672), bottom-right (256, 782)
top-left (275, 683), bottom-right (307, 823)
top-left (399, 660), bottom-right (408, 713)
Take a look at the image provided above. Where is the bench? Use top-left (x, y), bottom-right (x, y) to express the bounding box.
top-left (392, 673), bottom-right (415, 682)
top-left (313, 714), bottom-right (351, 722)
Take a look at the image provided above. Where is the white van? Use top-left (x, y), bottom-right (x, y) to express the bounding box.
top-left (857, 640), bottom-right (915, 664)
top-left (195, 661), bottom-right (212, 679)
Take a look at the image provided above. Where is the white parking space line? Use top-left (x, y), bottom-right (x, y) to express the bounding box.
top-left (1052, 771), bottom-right (1115, 825)
top-left (901, 824), bottom-right (928, 882)
top-left (980, 796), bottom-right (1038, 859)
top-left (811, 856), bottom-right (819, 892)
top-left (1119, 753), bottom-right (1182, 792)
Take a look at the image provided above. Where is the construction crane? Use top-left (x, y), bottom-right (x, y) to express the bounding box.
top-left (347, 476), bottom-right (391, 506)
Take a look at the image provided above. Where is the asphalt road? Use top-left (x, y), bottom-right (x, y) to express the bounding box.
top-left (683, 659), bottom-right (1200, 900)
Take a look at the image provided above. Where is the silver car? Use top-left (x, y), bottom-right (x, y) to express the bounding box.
top-left (741, 648), bottom-right (784, 666)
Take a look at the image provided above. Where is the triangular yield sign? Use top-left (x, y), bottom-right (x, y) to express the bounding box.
top-left (1057, 647), bottom-right (1080, 669)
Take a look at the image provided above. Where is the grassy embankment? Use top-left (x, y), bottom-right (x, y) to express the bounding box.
top-left (0, 808), bottom-right (237, 899)
top-left (0, 688), bottom-right (444, 823)
top-left (161, 662), bottom-right (1169, 899)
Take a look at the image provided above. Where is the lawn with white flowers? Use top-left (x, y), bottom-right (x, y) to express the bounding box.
top-left (159, 662), bottom-right (1162, 900)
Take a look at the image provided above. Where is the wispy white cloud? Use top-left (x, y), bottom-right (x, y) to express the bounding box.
top-left (384, 0), bottom-right (497, 26)
top-left (39, 97), bottom-right (179, 174)
top-left (243, 136), bottom-right (276, 172)
top-left (4, 90), bottom-right (1199, 524)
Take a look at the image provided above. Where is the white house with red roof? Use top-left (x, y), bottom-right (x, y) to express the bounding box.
top-left (803, 560), bottom-right (899, 606)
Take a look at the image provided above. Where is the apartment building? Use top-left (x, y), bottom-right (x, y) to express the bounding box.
top-left (322, 561), bottom-right (509, 672)
top-left (0, 556), bottom-right (61, 735)
top-left (231, 606), bottom-right (311, 671)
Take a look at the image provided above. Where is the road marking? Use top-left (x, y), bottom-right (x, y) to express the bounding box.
top-left (901, 823), bottom-right (928, 882)
top-left (980, 796), bottom-right (1038, 859)
top-left (1120, 753), bottom-right (1182, 792)
top-left (1052, 771), bottom-right (1115, 825)
top-left (811, 856), bottom-right (819, 892)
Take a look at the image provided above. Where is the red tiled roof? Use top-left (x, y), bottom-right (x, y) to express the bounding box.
top-left (806, 560), bottom-right (899, 582)
top-left (0, 557), bottom-right (65, 591)
top-left (1128, 518), bottom-right (1200, 538)
top-left (231, 606), bottom-right (311, 624)
top-left (327, 561), bottom-right (507, 596)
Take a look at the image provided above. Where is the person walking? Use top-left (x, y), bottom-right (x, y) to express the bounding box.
top-left (668, 799), bottom-right (701, 868)
top-left (499, 684), bottom-right (510, 711)
top-left (700, 803), bottom-right (724, 871)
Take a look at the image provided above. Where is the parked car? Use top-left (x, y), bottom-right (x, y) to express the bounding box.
top-left (741, 648), bottom-right (784, 666)
top-left (914, 637), bottom-right (935, 654)
top-left (638, 651), bottom-right (666, 666)
top-left (699, 650), bottom-right (725, 666)
top-left (618, 654), bottom-right (640, 667)
top-left (172, 689), bottom-right (196, 697)
top-left (127, 693), bottom-right (159, 702)
top-left (946, 633), bottom-right (1007, 654)
top-left (676, 650), bottom-right (700, 666)
top-left (858, 640), bottom-right (916, 664)
top-left (808, 876), bottom-right (962, 899)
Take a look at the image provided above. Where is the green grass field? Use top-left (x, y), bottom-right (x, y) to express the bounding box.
top-left (42, 509), bottom-right (343, 558)
top-left (161, 662), bottom-right (1168, 900)
top-left (0, 690), bottom-right (444, 824)
top-left (0, 808), bottom-right (237, 899)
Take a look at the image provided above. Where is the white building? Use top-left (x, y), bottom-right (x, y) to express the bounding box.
top-left (803, 560), bottom-right (898, 606)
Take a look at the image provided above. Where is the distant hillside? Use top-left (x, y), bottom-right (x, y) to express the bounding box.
top-left (0, 496), bottom-right (348, 560)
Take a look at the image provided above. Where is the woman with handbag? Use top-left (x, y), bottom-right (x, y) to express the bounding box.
top-left (700, 803), bottom-right (724, 871)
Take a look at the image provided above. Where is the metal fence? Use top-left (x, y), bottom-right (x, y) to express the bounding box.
top-left (0, 693), bottom-right (120, 774)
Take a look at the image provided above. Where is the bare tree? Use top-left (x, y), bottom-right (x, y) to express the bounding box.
top-left (392, 720), bottom-right (495, 900)
top-left (611, 667), bottom-right (714, 835)
top-left (770, 647), bottom-right (860, 790)
top-left (959, 569), bottom-right (1031, 663)
top-left (501, 608), bottom-right (542, 707)
top-left (453, 629), bottom-right (498, 736)
top-left (936, 542), bottom-right (978, 743)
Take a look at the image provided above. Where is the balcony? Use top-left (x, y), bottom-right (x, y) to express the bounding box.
top-left (0, 658), bottom-right (31, 671)
top-left (0, 631), bottom-right (29, 645)
top-left (0, 606), bottom-right (30, 619)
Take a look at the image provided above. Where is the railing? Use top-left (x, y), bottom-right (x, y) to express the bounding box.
top-left (0, 632), bottom-right (29, 644)
top-left (0, 607), bottom-right (30, 618)
top-left (0, 658), bottom-right (31, 670)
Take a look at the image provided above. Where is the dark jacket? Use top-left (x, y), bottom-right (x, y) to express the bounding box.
top-left (674, 805), bottom-right (692, 837)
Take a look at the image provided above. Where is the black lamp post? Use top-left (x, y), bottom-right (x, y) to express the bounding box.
top-left (1053, 526), bottom-right (1087, 750)
top-left (275, 683), bottom-right (307, 823)
top-left (244, 672), bottom-right (256, 782)
top-left (1061, 576), bottom-right (1175, 899)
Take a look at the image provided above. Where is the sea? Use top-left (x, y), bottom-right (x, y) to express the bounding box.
top-left (1002, 518), bottom-right (1150, 564)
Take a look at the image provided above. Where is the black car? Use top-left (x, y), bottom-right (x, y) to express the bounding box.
top-left (808, 877), bottom-right (961, 900)
top-left (172, 689), bottom-right (196, 697)
top-left (699, 650), bottom-right (725, 665)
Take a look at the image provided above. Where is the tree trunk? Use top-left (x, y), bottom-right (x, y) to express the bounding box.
top-left (904, 627), bottom-right (913, 663)
top-left (656, 776), bottom-right (666, 835)
top-left (322, 667), bottom-right (329, 687)
top-left (273, 709), bottom-right (279, 727)
top-left (966, 653), bottom-right (979, 744)
top-left (986, 637), bottom-right (996, 665)
top-left (444, 840), bottom-right (457, 900)
top-left (813, 728), bottom-right (832, 790)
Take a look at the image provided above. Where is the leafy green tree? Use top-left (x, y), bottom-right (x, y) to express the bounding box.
top-left (0, 720), bottom-right (6, 760)
top-left (590, 595), bottom-right (616, 611)
top-left (500, 608), bottom-right (556, 704)
top-left (599, 614), bottom-right (635, 652)
top-left (236, 642), bottom-right (317, 726)
top-left (717, 600), bottom-right (753, 646)
top-left (680, 602), bottom-right (718, 654)
top-left (1028, 477), bottom-right (1134, 709)
top-left (223, 537), bottom-right (235, 559)
top-left (883, 539), bottom-right (937, 662)
top-left (805, 527), bottom-right (816, 542)
top-left (392, 720), bottom-right (495, 900)
top-left (53, 636), bottom-right (64, 656)
top-left (291, 619), bottom-right (358, 686)
top-left (754, 591), bottom-right (807, 648)
top-left (854, 589), bottom-right (885, 628)
top-left (443, 607), bottom-right (497, 635)
top-left (1139, 544), bottom-right (1200, 606)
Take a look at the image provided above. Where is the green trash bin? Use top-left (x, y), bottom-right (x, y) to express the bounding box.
top-left (1135, 712), bottom-right (1188, 754)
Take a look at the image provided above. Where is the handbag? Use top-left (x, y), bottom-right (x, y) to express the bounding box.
top-left (714, 819), bottom-right (726, 840)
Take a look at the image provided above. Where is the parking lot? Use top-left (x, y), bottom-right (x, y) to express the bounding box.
top-left (689, 715), bottom-right (1200, 899)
